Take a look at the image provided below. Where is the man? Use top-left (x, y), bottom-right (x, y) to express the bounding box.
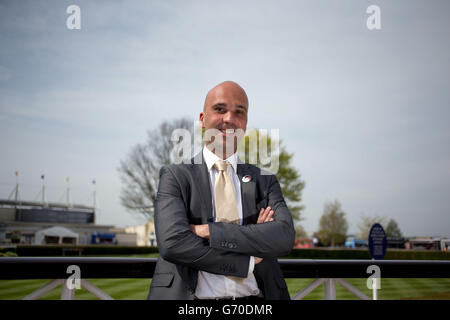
top-left (148, 81), bottom-right (295, 300)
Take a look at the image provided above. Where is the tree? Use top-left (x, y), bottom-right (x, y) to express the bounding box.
top-left (318, 200), bottom-right (348, 247)
top-left (357, 214), bottom-right (388, 241)
top-left (118, 117), bottom-right (193, 220)
top-left (385, 219), bottom-right (402, 238)
top-left (238, 129), bottom-right (306, 226)
top-left (119, 122), bottom-right (306, 227)
top-left (294, 224), bottom-right (308, 238)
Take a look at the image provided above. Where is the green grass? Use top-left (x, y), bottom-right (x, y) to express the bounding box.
top-left (0, 278), bottom-right (152, 300)
top-left (1, 278), bottom-right (449, 300)
top-left (285, 278), bottom-right (450, 300)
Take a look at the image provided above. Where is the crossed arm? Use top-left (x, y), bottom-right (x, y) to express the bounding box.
top-left (190, 206), bottom-right (275, 239)
top-left (203, 173), bottom-right (295, 259)
top-left (155, 165), bottom-right (295, 277)
top-left (190, 207), bottom-right (275, 264)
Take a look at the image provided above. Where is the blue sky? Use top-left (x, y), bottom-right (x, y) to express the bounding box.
top-left (1, 0), bottom-right (449, 237)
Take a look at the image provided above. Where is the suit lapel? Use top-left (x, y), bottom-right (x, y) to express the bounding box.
top-left (191, 153), bottom-right (214, 223)
top-left (237, 161), bottom-right (257, 225)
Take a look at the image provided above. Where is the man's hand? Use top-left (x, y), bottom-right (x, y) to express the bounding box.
top-left (257, 206), bottom-right (274, 224)
top-left (190, 224), bottom-right (210, 239)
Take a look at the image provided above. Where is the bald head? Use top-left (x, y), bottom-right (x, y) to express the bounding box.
top-left (203, 81), bottom-right (248, 112)
top-left (200, 81), bottom-right (249, 158)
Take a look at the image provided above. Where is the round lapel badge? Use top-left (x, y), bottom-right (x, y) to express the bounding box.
top-left (242, 175), bottom-right (251, 183)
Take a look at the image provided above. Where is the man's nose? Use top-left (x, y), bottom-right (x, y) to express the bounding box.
top-left (222, 111), bottom-right (234, 123)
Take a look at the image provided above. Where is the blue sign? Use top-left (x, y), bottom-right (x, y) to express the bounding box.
top-left (368, 223), bottom-right (387, 260)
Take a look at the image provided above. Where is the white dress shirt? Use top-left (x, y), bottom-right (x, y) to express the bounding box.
top-left (194, 146), bottom-right (261, 299)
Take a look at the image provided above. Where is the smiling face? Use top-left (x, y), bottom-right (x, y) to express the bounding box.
top-left (200, 81), bottom-right (249, 159)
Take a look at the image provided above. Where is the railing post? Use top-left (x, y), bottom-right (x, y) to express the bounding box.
top-left (80, 279), bottom-right (114, 300)
top-left (335, 279), bottom-right (371, 300)
top-left (61, 279), bottom-right (75, 300)
top-left (324, 278), bottom-right (336, 300)
top-left (23, 279), bottom-right (64, 300)
top-left (372, 277), bottom-right (378, 300)
top-left (292, 278), bottom-right (325, 300)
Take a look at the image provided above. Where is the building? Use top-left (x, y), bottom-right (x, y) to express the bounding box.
top-left (111, 221), bottom-right (157, 247)
top-left (0, 199), bottom-right (114, 245)
top-left (440, 239), bottom-right (450, 252)
top-left (406, 237), bottom-right (445, 250)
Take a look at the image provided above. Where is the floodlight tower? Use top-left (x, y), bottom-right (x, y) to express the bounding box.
top-left (8, 171), bottom-right (20, 207)
top-left (66, 177), bottom-right (72, 208)
top-left (92, 179), bottom-right (97, 209)
top-left (41, 174), bottom-right (47, 207)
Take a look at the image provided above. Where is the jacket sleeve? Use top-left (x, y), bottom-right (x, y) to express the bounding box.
top-left (208, 174), bottom-right (295, 258)
top-left (155, 165), bottom-right (251, 277)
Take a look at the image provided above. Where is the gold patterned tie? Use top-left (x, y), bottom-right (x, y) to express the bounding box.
top-left (214, 160), bottom-right (239, 224)
top-left (214, 160), bottom-right (243, 283)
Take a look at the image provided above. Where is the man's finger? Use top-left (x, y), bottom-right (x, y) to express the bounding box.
top-left (190, 224), bottom-right (196, 234)
top-left (264, 210), bottom-right (274, 222)
top-left (257, 207), bottom-right (272, 224)
top-left (257, 208), bottom-right (265, 223)
top-left (257, 207), bottom-right (270, 223)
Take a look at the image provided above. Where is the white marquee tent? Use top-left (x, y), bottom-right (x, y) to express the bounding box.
top-left (34, 226), bottom-right (79, 245)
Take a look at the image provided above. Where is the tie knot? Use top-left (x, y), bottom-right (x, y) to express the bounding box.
top-left (214, 160), bottom-right (230, 172)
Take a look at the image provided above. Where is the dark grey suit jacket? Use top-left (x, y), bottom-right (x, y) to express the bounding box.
top-left (147, 153), bottom-right (295, 300)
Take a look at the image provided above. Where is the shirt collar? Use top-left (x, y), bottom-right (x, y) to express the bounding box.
top-left (203, 146), bottom-right (238, 172)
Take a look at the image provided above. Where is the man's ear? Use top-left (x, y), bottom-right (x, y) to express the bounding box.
top-left (199, 112), bottom-right (205, 127)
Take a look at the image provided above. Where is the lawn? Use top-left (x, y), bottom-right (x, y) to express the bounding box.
top-left (285, 278), bottom-right (450, 300)
top-left (1, 277), bottom-right (449, 300)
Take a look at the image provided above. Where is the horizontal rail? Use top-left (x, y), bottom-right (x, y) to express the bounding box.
top-left (278, 259), bottom-right (450, 278)
top-left (1, 258), bottom-right (450, 280)
top-left (0, 257), bottom-right (155, 279)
